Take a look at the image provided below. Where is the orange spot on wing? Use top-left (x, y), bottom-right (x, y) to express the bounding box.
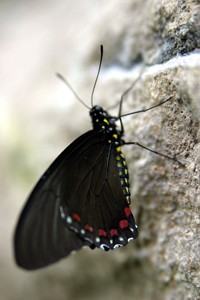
top-left (72, 213), bottom-right (81, 222)
top-left (85, 224), bottom-right (93, 232)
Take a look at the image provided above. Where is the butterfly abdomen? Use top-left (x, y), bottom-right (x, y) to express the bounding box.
top-left (115, 147), bottom-right (131, 205)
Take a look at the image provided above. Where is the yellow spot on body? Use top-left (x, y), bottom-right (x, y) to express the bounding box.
top-left (125, 187), bottom-right (129, 193)
top-left (116, 146), bottom-right (121, 152)
top-left (120, 153), bottom-right (125, 158)
top-left (112, 134), bottom-right (118, 139)
top-left (123, 160), bottom-right (126, 166)
top-left (103, 118), bottom-right (109, 125)
top-left (101, 126), bottom-right (105, 129)
top-left (121, 180), bottom-right (124, 185)
top-left (116, 155), bottom-right (121, 160)
top-left (125, 178), bottom-right (128, 183)
top-left (124, 169), bottom-right (128, 175)
top-left (119, 171), bottom-right (123, 176)
top-left (117, 162), bottom-right (122, 168)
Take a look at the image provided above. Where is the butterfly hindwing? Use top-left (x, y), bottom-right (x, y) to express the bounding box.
top-left (59, 132), bottom-right (138, 250)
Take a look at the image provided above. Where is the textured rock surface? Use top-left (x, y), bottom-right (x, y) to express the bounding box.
top-left (1, 0), bottom-right (199, 300)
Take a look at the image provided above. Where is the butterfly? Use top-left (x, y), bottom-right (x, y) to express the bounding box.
top-left (14, 45), bottom-right (174, 270)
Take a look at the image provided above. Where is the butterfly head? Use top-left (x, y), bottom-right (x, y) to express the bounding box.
top-left (90, 105), bottom-right (120, 135)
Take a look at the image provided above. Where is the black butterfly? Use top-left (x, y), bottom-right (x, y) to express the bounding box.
top-left (14, 45), bottom-right (174, 270)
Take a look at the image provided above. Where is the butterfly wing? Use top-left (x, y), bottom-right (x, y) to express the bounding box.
top-left (14, 131), bottom-right (97, 270)
top-left (14, 130), bottom-right (138, 270)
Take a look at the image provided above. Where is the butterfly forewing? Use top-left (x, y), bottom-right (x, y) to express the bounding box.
top-left (14, 131), bottom-right (98, 270)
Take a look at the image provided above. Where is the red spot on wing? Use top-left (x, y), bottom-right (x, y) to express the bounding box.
top-left (98, 229), bottom-right (107, 237)
top-left (85, 224), bottom-right (94, 232)
top-left (119, 219), bottom-right (129, 229)
top-left (110, 229), bottom-right (118, 237)
top-left (124, 207), bottom-right (132, 218)
top-left (72, 213), bottom-right (81, 222)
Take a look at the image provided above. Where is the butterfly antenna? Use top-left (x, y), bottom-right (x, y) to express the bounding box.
top-left (120, 96), bottom-right (174, 118)
top-left (91, 45), bottom-right (103, 107)
top-left (118, 67), bottom-right (145, 118)
top-left (56, 73), bottom-right (90, 109)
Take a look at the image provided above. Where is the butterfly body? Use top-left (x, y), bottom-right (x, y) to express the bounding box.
top-left (14, 104), bottom-right (138, 270)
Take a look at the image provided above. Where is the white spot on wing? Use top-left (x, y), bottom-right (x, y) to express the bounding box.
top-left (100, 244), bottom-right (110, 250)
top-left (128, 237), bottom-right (134, 242)
top-left (114, 244), bottom-right (123, 249)
top-left (95, 237), bottom-right (100, 243)
top-left (66, 216), bottom-right (72, 224)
